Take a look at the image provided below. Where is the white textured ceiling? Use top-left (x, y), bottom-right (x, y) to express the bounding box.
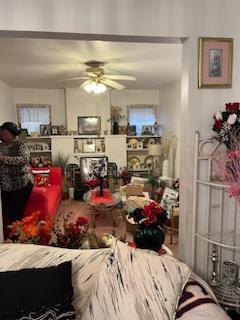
top-left (0, 38), bottom-right (182, 89)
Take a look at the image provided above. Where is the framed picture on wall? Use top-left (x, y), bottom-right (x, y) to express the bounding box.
top-left (82, 139), bottom-right (96, 153)
top-left (78, 116), bottom-right (101, 135)
top-left (198, 37), bottom-right (233, 88)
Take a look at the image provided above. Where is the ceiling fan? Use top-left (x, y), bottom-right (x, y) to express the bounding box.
top-left (59, 60), bottom-right (136, 92)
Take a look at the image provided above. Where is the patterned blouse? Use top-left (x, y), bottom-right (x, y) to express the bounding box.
top-left (0, 140), bottom-right (33, 191)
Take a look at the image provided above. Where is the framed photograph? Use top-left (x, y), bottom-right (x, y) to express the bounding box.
top-left (51, 125), bottom-right (59, 135)
top-left (160, 186), bottom-right (179, 208)
top-left (142, 125), bottom-right (153, 135)
top-left (198, 37), bottom-right (233, 88)
top-left (78, 116), bottom-right (101, 135)
top-left (82, 139), bottom-right (96, 153)
top-left (80, 156), bottom-right (108, 182)
top-left (40, 124), bottom-right (51, 136)
top-left (127, 125), bottom-right (136, 136)
top-left (19, 128), bottom-right (29, 139)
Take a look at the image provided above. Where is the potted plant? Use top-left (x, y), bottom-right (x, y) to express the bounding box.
top-left (52, 152), bottom-right (70, 200)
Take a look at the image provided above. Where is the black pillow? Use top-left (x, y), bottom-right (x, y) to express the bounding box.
top-left (0, 261), bottom-right (76, 319)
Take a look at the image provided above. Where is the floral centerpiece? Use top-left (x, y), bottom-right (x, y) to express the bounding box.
top-left (51, 214), bottom-right (89, 249)
top-left (8, 211), bottom-right (52, 245)
top-left (212, 102), bottom-right (240, 147)
top-left (128, 201), bottom-right (168, 252)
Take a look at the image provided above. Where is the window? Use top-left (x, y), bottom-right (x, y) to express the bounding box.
top-left (17, 104), bottom-right (51, 134)
top-left (128, 105), bottom-right (159, 135)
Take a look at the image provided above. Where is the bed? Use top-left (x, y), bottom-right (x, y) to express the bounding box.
top-left (0, 240), bottom-right (230, 320)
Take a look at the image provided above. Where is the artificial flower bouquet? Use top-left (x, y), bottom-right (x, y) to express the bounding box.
top-left (128, 200), bottom-right (168, 228)
top-left (8, 211), bottom-right (52, 245)
top-left (213, 102), bottom-right (240, 146)
top-left (51, 214), bottom-right (89, 249)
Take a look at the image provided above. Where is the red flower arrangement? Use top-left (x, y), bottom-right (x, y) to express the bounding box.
top-left (51, 214), bottom-right (89, 249)
top-left (128, 200), bottom-right (168, 228)
top-left (8, 211), bottom-right (52, 245)
top-left (213, 102), bottom-right (240, 146)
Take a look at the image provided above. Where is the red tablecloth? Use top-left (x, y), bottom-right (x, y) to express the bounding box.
top-left (91, 189), bottom-right (113, 204)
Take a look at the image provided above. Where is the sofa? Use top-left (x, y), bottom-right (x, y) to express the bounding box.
top-left (0, 241), bottom-right (230, 320)
top-left (23, 167), bottom-right (62, 221)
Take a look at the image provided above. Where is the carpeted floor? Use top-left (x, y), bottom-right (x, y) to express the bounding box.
top-left (55, 199), bottom-right (179, 257)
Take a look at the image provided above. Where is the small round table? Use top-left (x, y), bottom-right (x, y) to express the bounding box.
top-left (83, 189), bottom-right (123, 234)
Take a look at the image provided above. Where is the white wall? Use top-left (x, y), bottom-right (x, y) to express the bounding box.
top-left (0, 80), bottom-right (15, 123)
top-left (159, 80), bottom-right (181, 178)
top-left (0, 0), bottom-right (186, 38)
top-left (13, 88), bottom-right (66, 126)
top-left (111, 89), bottom-right (160, 125)
top-left (65, 88), bottom-right (110, 134)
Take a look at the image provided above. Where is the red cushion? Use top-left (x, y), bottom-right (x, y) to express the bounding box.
top-left (34, 174), bottom-right (49, 186)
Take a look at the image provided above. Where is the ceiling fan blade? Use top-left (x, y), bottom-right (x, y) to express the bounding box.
top-left (103, 79), bottom-right (125, 90)
top-left (105, 75), bottom-right (136, 81)
top-left (58, 76), bottom-right (88, 82)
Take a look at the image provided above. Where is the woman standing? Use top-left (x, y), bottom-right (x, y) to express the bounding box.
top-left (0, 122), bottom-right (33, 230)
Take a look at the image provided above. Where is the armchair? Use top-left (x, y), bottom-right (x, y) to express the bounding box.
top-left (23, 167), bottom-right (62, 221)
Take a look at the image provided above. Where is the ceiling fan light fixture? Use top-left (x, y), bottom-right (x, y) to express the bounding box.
top-left (95, 82), bottom-right (107, 93)
top-left (83, 80), bottom-right (106, 94)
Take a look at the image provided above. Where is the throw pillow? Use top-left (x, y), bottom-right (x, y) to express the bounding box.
top-left (0, 261), bottom-right (75, 320)
top-left (82, 241), bottom-right (191, 320)
top-left (34, 173), bottom-right (49, 186)
top-left (32, 167), bottom-right (50, 186)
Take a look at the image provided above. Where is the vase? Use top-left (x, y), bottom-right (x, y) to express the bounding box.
top-left (99, 176), bottom-right (104, 196)
top-left (134, 226), bottom-right (165, 253)
top-left (162, 159), bottom-right (169, 178)
top-left (113, 121), bottom-right (119, 134)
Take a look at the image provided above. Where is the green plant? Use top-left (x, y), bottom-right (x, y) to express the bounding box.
top-left (52, 152), bottom-right (69, 176)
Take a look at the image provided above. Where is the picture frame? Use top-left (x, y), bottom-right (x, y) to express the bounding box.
top-left (82, 139), bottom-right (96, 153)
top-left (39, 124), bottom-right (51, 136)
top-left (78, 116), bottom-right (101, 135)
top-left (160, 186), bottom-right (179, 208)
top-left (51, 125), bottom-right (59, 135)
top-left (80, 156), bottom-right (108, 182)
top-left (19, 128), bottom-right (29, 139)
top-left (198, 37), bottom-right (233, 88)
top-left (142, 125), bottom-right (153, 135)
top-left (127, 125), bottom-right (136, 136)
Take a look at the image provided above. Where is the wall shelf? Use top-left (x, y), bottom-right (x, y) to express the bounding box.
top-left (29, 150), bottom-right (51, 153)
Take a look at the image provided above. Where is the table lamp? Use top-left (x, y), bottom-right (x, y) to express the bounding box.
top-left (148, 144), bottom-right (162, 176)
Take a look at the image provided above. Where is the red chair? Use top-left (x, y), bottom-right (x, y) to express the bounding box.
top-left (23, 167), bottom-right (62, 221)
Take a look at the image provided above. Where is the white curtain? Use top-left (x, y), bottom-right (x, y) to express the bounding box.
top-left (128, 105), bottom-right (157, 135)
top-left (18, 105), bottom-right (50, 134)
